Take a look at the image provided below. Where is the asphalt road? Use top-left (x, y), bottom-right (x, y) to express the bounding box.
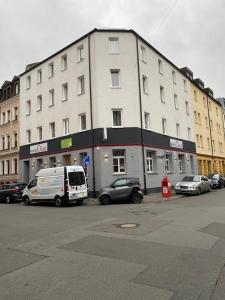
top-left (1, 189), bottom-right (225, 299)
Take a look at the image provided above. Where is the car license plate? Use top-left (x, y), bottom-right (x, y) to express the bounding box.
top-left (79, 192), bottom-right (85, 197)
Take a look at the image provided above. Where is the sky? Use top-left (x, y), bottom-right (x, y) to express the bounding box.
top-left (0, 0), bottom-right (224, 97)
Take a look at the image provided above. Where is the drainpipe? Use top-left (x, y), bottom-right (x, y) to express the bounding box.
top-left (88, 34), bottom-right (96, 198)
top-left (135, 34), bottom-right (147, 195)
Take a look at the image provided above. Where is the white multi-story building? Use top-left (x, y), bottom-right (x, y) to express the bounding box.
top-left (19, 28), bottom-right (198, 196)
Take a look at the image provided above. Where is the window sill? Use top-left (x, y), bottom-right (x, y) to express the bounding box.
top-left (147, 172), bottom-right (158, 175)
top-left (143, 91), bottom-right (149, 95)
top-left (112, 126), bottom-right (123, 128)
top-left (49, 104), bottom-right (55, 108)
top-left (26, 88), bottom-right (31, 91)
top-left (78, 92), bottom-right (85, 96)
top-left (26, 114), bottom-right (31, 117)
top-left (37, 82), bottom-right (41, 85)
top-left (36, 109), bottom-right (42, 112)
top-left (77, 58), bottom-right (84, 63)
top-left (113, 172), bottom-right (126, 176)
top-left (61, 68), bottom-right (67, 72)
top-left (48, 75), bottom-right (54, 79)
top-left (80, 129), bottom-right (87, 132)
top-left (62, 99), bottom-right (68, 102)
top-left (141, 59), bottom-right (147, 64)
top-left (111, 86), bottom-right (121, 89)
top-left (109, 52), bottom-right (120, 55)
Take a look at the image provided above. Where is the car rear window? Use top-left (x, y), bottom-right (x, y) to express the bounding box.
top-left (68, 172), bottom-right (85, 186)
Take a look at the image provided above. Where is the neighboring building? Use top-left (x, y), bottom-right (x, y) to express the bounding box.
top-left (19, 29), bottom-right (197, 196)
top-left (0, 76), bottom-right (20, 184)
top-left (181, 68), bottom-right (225, 175)
top-left (216, 97), bottom-right (225, 134)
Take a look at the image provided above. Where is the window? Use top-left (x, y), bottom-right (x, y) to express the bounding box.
top-left (203, 97), bottom-right (206, 107)
top-left (216, 107), bottom-right (218, 116)
top-left (162, 118), bottom-right (167, 135)
top-left (77, 45), bottom-right (84, 61)
top-left (2, 112), bottom-right (5, 124)
top-left (63, 118), bottom-right (69, 135)
top-left (194, 90), bottom-right (197, 101)
top-left (172, 70), bottom-right (176, 84)
top-left (62, 83), bottom-right (68, 101)
top-left (200, 135), bottom-right (203, 148)
top-left (13, 159), bottom-right (18, 174)
top-left (14, 133), bottom-right (18, 148)
top-left (142, 75), bottom-right (148, 94)
top-left (141, 46), bottom-right (146, 62)
top-left (49, 89), bottom-right (54, 106)
top-left (184, 79), bottom-right (187, 92)
top-left (185, 101), bottom-right (189, 115)
top-left (37, 126), bottom-right (42, 141)
top-left (7, 110), bottom-right (11, 122)
top-left (112, 109), bottom-right (122, 127)
top-left (212, 140), bottom-right (215, 150)
top-left (165, 154), bottom-right (172, 173)
top-left (1, 161), bottom-right (4, 175)
top-left (2, 136), bottom-right (5, 150)
top-left (80, 114), bottom-right (87, 131)
top-left (198, 113), bottom-right (201, 124)
top-left (110, 69), bottom-right (120, 88)
top-left (6, 160), bottom-right (9, 175)
top-left (205, 116), bottom-right (208, 127)
top-left (174, 94), bottom-right (179, 109)
top-left (26, 100), bottom-right (31, 115)
top-left (50, 156), bottom-right (57, 168)
top-left (7, 135), bottom-right (10, 149)
top-left (26, 75), bottom-right (31, 89)
top-left (194, 111), bottom-right (197, 123)
top-left (109, 37), bottom-right (119, 54)
top-left (78, 75), bottom-right (85, 95)
top-left (176, 123), bottom-right (180, 138)
top-left (61, 54), bottom-right (67, 71)
top-left (49, 62), bottom-right (54, 77)
top-left (207, 138), bottom-right (210, 149)
top-left (15, 83), bottom-right (19, 95)
top-left (146, 150), bottom-right (155, 173)
top-left (112, 149), bottom-right (126, 174)
top-left (49, 122), bottom-right (55, 138)
top-left (14, 107), bottom-right (18, 120)
top-left (178, 154), bottom-right (185, 173)
top-left (37, 69), bottom-right (42, 84)
top-left (26, 130), bottom-right (31, 143)
top-left (160, 86), bottom-right (165, 103)
top-left (188, 127), bottom-right (191, 140)
top-left (196, 134), bottom-right (200, 147)
top-left (37, 95), bottom-right (42, 111)
top-left (158, 59), bottom-right (163, 74)
top-left (144, 112), bottom-right (150, 129)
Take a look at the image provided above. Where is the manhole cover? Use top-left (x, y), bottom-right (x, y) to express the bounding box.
top-left (119, 223), bottom-right (137, 228)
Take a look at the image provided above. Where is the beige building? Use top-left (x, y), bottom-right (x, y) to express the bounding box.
top-left (0, 76), bottom-right (20, 184)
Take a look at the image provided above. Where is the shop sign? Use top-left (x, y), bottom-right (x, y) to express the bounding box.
top-left (61, 138), bottom-right (72, 149)
top-left (170, 138), bottom-right (183, 149)
top-left (30, 142), bottom-right (48, 154)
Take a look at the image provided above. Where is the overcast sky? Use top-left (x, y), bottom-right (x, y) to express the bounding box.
top-left (0, 0), bottom-right (224, 97)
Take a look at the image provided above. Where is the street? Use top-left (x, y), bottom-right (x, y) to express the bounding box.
top-left (1, 190), bottom-right (225, 299)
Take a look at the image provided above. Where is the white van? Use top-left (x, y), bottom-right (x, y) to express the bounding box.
top-left (23, 165), bottom-right (88, 207)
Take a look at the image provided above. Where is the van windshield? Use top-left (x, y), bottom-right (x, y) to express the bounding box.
top-left (68, 172), bottom-right (85, 186)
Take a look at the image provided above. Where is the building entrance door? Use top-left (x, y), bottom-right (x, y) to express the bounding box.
top-left (63, 154), bottom-right (72, 166)
top-left (23, 160), bottom-right (30, 183)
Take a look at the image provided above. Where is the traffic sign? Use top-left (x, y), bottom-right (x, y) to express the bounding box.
top-left (83, 155), bottom-right (90, 166)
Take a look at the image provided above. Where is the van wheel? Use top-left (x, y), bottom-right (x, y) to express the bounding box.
top-left (131, 192), bottom-right (143, 204)
top-left (55, 196), bottom-right (62, 207)
top-left (24, 196), bottom-right (31, 206)
top-left (100, 195), bottom-right (111, 205)
top-left (5, 195), bottom-right (11, 204)
top-left (76, 200), bottom-right (83, 206)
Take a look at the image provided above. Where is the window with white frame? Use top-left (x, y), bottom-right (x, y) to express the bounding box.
top-left (200, 135), bottom-right (203, 148)
top-left (216, 107), bottom-right (218, 116)
top-left (178, 154), bottom-right (185, 173)
top-left (144, 112), bottom-right (150, 129)
top-left (7, 110), bottom-right (10, 122)
top-left (61, 54), bottom-right (67, 71)
top-left (49, 122), bottom-right (55, 138)
top-left (37, 69), bottom-right (42, 84)
top-left (198, 113), bottom-right (201, 124)
top-left (14, 107), bottom-right (18, 120)
top-left (188, 127), bottom-right (191, 141)
top-left (112, 109), bottom-right (122, 127)
top-left (1, 161), bottom-right (4, 175)
top-left (2, 136), bottom-right (5, 150)
top-left (203, 97), bottom-right (206, 107)
top-left (62, 83), bottom-right (68, 101)
top-left (26, 130), bottom-right (31, 143)
top-left (142, 75), bottom-right (148, 94)
top-left (110, 69), bottom-right (120, 88)
top-left (5, 160), bottom-right (9, 175)
top-left (7, 135), bottom-right (10, 149)
top-left (15, 83), bottom-right (19, 94)
top-left (184, 79), bottom-right (187, 92)
top-left (185, 101), bottom-right (189, 115)
top-left (194, 90), bottom-right (197, 101)
top-left (112, 149), bottom-right (126, 174)
top-left (26, 75), bottom-right (31, 89)
top-left (37, 95), bottom-right (42, 111)
top-left (77, 45), bottom-right (84, 61)
top-left (174, 94), bottom-right (179, 109)
top-left (162, 118), bottom-right (167, 135)
top-left (196, 134), bottom-right (200, 147)
top-left (13, 158), bottom-right (18, 174)
top-left (26, 100), bottom-right (31, 115)
top-left (141, 46), bottom-right (146, 62)
top-left (37, 126), bottom-right (42, 141)
top-left (63, 118), bottom-right (69, 135)
top-left (48, 62), bottom-right (54, 77)
top-left (109, 37), bottom-right (119, 54)
top-left (160, 86), bottom-right (165, 103)
top-left (158, 59), bottom-right (163, 74)
top-left (80, 114), bottom-right (87, 131)
top-left (165, 154), bottom-right (172, 173)
top-left (78, 75), bottom-right (85, 95)
top-left (146, 150), bottom-right (155, 173)
top-left (49, 89), bottom-right (54, 106)
top-left (14, 132), bottom-right (18, 148)
top-left (176, 123), bottom-right (180, 138)
top-left (2, 112), bottom-right (5, 124)
top-left (172, 70), bottom-right (176, 84)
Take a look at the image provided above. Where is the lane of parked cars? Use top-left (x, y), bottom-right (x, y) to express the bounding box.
top-left (0, 167), bottom-right (224, 207)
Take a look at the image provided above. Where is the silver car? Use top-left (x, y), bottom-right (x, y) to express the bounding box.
top-left (175, 175), bottom-right (211, 195)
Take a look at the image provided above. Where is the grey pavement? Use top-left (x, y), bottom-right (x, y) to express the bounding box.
top-left (1, 189), bottom-right (225, 299)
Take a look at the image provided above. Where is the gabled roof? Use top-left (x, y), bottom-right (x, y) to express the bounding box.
top-left (12, 75), bottom-right (19, 82)
top-left (1, 80), bottom-right (11, 88)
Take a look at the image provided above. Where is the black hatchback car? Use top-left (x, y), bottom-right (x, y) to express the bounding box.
top-left (0, 183), bottom-right (25, 203)
top-left (208, 174), bottom-right (225, 189)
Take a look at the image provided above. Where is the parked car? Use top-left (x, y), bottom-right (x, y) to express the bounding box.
top-left (0, 183), bottom-right (24, 203)
top-left (175, 175), bottom-right (211, 195)
top-left (208, 173), bottom-right (225, 189)
top-left (98, 177), bottom-right (143, 205)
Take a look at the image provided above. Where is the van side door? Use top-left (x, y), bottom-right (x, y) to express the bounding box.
top-left (27, 178), bottom-right (38, 200)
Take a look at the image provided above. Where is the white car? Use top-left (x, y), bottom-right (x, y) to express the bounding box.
top-left (175, 175), bottom-right (211, 195)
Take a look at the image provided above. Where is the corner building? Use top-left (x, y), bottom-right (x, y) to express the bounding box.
top-left (19, 29), bottom-right (198, 196)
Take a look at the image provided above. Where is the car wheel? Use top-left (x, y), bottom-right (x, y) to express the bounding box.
top-left (55, 196), bottom-right (62, 207)
top-left (196, 188), bottom-right (201, 195)
top-left (76, 199), bottom-right (83, 206)
top-left (131, 192), bottom-right (143, 204)
top-left (5, 195), bottom-right (11, 204)
top-left (99, 195), bottom-right (111, 205)
top-left (208, 185), bottom-right (212, 192)
top-left (24, 196), bottom-right (31, 206)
